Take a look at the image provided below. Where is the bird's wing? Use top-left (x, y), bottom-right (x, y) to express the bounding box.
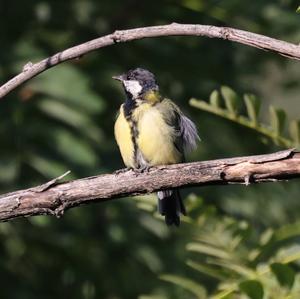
top-left (179, 113), bottom-right (200, 153)
top-left (160, 99), bottom-right (199, 159)
top-left (171, 110), bottom-right (185, 160)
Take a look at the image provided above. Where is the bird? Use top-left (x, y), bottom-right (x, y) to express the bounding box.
top-left (113, 68), bottom-right (199, 226)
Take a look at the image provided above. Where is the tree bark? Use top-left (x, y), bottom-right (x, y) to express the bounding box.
top-left (0, 23), bottom-right (299, 99)
top-left (0, 149), bottom-right (299, 222)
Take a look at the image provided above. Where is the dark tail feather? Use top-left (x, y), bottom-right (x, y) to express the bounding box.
top-left (157, 189), bottom-right (186, 226)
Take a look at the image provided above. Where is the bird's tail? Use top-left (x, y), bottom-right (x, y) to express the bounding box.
top-left (157, 189), bottom-right (186, 226)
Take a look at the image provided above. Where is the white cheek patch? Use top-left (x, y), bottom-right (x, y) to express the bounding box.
top-left (123, 80), bottom-right (142, 98)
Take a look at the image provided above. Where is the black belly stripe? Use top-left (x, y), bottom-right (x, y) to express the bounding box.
top-left (129, 119), bottom-right (139, 167)
top-left (122, 94), bottom-right (153, 168)
top-left (122, 104), bottom-right (139, 168)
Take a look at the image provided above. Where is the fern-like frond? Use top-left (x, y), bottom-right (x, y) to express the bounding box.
top-left (190, 87), bottom-right (300, 148)
top-left (159, 199), bottom-right (300, 299)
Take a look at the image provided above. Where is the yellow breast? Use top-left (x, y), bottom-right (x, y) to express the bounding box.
top-left (114, 106), bottom-right (135, 168)
top-left (135, 103), bottom-right (182, 166)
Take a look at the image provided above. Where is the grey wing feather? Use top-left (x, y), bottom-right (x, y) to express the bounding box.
top-left (159, 99), bottom-right (199, 156)
top-left (180, 114), bottom-right (200, 153)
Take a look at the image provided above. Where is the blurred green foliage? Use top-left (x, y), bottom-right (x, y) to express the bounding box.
top-left (152, 196), bottom-right (300, 299)
top-left (0, 0), bottom-right (300, 298)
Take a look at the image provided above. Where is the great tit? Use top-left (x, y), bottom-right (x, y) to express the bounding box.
top-left (113, 68), bottom-right (199, 226)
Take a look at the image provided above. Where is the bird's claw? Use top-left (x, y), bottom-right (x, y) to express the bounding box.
top-left (130, 166), bottom-right (152, 176)
top-left (137, 166), bottom-right (151, 173)
top-left (114, 167), bottom-right (132, 175)
top-left (115, 166), bottom-right (151, 176)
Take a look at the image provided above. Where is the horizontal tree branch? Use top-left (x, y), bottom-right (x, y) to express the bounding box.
top-left (0, 149), bottom-right (299, 222)
top-left (1, 23), bottom-right (300, 99)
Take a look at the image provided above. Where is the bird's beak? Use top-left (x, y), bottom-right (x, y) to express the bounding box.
top-left (112, 74), bottom-right (126, 81)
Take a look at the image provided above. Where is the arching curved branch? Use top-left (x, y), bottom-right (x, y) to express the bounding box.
top-left (0, 23), bottom-right (299, 99)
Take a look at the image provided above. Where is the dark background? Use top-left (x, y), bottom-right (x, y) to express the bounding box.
top-left (0, 1), bottom-right (299, 298)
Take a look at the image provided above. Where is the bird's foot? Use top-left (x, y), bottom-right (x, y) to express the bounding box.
top-left (114, 167), bottom-right (132, 175)
top-left (137, 165), bottom-right (151, 173)
top-left (115, 166), bottom-right (151, 176)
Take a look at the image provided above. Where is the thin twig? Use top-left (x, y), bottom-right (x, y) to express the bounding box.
top-left (0, 23), bottom-right (299, 99)
top-left (0, 149), bottom-right (299, 222)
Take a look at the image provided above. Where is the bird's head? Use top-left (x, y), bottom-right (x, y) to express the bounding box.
top-left (113, 68), bottom-right (159, 100)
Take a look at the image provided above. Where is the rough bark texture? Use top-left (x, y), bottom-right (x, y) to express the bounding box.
top-left (0, 149), bottom-right (299, 222)
top-left (0, 23), bottom-right (300, 99)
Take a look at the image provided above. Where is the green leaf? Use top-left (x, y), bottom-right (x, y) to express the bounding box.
top-left (160, 274), bottom-right (206, 299)
top-left (297, 6), bottom-right (300, 13)
top-left (187, 259), bottom-right (226, 280)
top-left (275, 221), bottom-right (300, 241)
top-left (31, 65), bottom-right (104, 114)
top-left (269, 106), bottom-right (286, 136)
top-left (289, 120), bottom-right (300, 146)
top-left (38, 98), bottom-right (103, 143)
top-left (137, 246), bottom-right (162, 272)
top-left (51, 129), bottom-right (99, 167)
top-left (186, 242), bottom-right (231, 259)
top-left (271, 263), bottom-right (295, 288)
top-left (212, 287), bottom-right (236, 299)
top-left (221, 86), bottom-right (239, 117)
top-left (239, 280), bottom-right (264, 299)
top-left (259, 228), bottom-right (274, 246)
top-left (209, 90), bottom-right (221, 108)
top-left (244, 94), bottom-right (260, 125)
top-left (211, 261), bottom-right (255, 278)
top-left (38, 98), bottom-right (92, 128)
